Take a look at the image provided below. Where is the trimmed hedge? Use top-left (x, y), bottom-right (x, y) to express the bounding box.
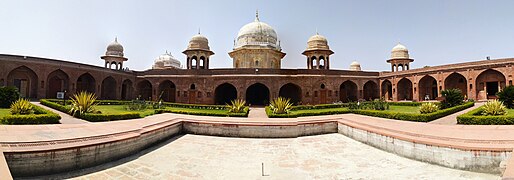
top-left (457, 106), bottom-right (514, 125)
top-left (267, 102), bottom-right (474, 122)
top-left (1, 105), bottom-right (61, 124)
top-left (291, 104), bottom-right (348, 111)
top-left (266, 106), bottom-right (351, 118)
top-left (155, 107), bottom-right (249, 117)
top-left (76, 113), bottom-right (142, 122)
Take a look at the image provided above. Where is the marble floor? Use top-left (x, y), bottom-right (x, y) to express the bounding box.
top-left (37, 134), bottom-right (499, 180)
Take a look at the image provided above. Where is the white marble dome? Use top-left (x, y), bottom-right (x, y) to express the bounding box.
top-left (307, 33), bottom-right (329, 50)
top-left (187, 33), bottom-right (210, 51)
top-left (153, 51), bottom-right (181, 69)
top-left (235, 12), bottom-right (279, 49)
top-left (391, 43), bottom-right (410, 59)
top-left (349, 61), bottom-right (362, 71)
top-left (106, 38), bottom-right (124, 57)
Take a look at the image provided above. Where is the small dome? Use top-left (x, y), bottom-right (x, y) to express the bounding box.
top-left (187, 33), bottom-right (210, 50)
top-left (153, 51), bottom-right (181, 69)
top-left (235, 11), bottom-right (280, 49)
top-left (391, 43), bottom-right (410, 59)
top-left (306, 33), bottom-right (329, 50)
top-left (349, 61), bottom-right (362, 71)
top-left (105, 38), bottom-right (124, 57)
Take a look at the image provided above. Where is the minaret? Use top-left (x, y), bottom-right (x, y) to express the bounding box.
top-left (182, 32), bottom-right (214, 69)
top-left (387, 43), bottom-right (414, 72)
top-left (302, 32), bottom-right (334, 69)
top-left (101, 37), bottom-right (128, 70)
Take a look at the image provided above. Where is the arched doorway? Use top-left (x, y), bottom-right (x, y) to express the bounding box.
top-left (76, 73), bottom-right (96, 94)
top-left (159, 80), bottom-right (176, 102)
top-left (46, 69), bottom-right (69, 99)
top-left (397, 78), bottom-right (413, 101)
top-left (339, 80), bottom-right (357, 102)
top-left (476, 69), bottom-right (506, 100)
top-left (444, 72), bottom-right (467, 97)
top-left (137, 80), bottom-right (153, 100)
top-left (418, 75), bottom-right (438, 101)
top-left (121, 79), bottom-right (133, 100)
top-left (279, 83), bottom-right (302, 105)
top-left (101, 76), bottom-right (117, 100)
top-left (245, 83), bottom-right (270, 106)
top-left (7, 66), bottom-right (38, 98)
top-left (363, 81), bottom-right (379, 101)
top-left (214, 83), bottom-right (237, 105)
top-left (381, 80), bottom-right (393, 101)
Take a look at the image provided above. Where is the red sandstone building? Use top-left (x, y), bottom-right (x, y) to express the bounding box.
top-left (1, 13), bottom-right (512, 105)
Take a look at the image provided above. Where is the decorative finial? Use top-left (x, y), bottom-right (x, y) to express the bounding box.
top-left (115, 36), bottom-right (118, 42)
top-left (198, 27), bottom-right (201, 34)
top-left (255, 9), bottom-right (259, 21)
top-left (316, 28), bottom-right (319, 35)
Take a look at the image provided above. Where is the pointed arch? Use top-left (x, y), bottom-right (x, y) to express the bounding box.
top-left (245, 83), bottom-right (270, 106)
top-left (46, 69), bottom-right (69, 99)
top-left (121, 79), bottom-right (133, 100)
top-left (158, 80), bottom-right (176, 102)
top-left (418, 75), bottom-right (438, 101)
top-left (101, 76), bottom-right (117, 99)
top-left (339, 80), bottom-right (358, 102)
top-left (137, 80), bottom-right (153, 100)
top-left (476, 69), bottom-right (506, 100)
top-left (279, 83), bottom-right (302, 105)
top-left (363, 80), bottom-right (379, 100)
top-left (397, 78), bottom-right (413, 101)
top-left (215, 83), bottom-right (237, 105)
top-left (7, 66), bottom-right (38, 98)
top-left (381, 79), bottom-right (393, 100)
top-left (76, 73), bottom-right (96, 94)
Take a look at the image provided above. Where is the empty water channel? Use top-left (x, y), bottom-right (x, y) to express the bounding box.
top-left (28, 134), bottom-right (498, 179)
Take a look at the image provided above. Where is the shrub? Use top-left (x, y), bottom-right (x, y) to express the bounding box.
top-left (0, 86), bottom-right (20, 108)
top-left (155, 107), bottom-right (249, 117)
top-left (226, 99), bottom-right (246, 113)
top-left (481, 99), bottom-right (507, 116)
top-left (77, 113), bottom-right (142, 122)
top-left (69, 91), bottom-right (99, 116)
top-left (497, 85), bottom-right (514, 108)
top-left (440, 89), bottom-right (464, 109)
top-left (270, 97), bottom-right (293, 114)
top-left (419, 102), bottom-right (439, 114)
top-left (348, 99), bottom-right (389, 110)
top-left (10, 98), bottom-right (34, 115)
top-left (458, 106), bottom-right (514, 125)
top-left (126, 97), bottom-right (148, 111)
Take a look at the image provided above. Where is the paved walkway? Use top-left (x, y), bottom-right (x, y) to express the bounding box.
top-left (248, 107), bottom-right (267, 118)
top-left (31, 102), bottom-right (89, 124)
top-left (429, 102), bottom-right (484, 125)
top-left (40, 134), bottom-right (497, 179)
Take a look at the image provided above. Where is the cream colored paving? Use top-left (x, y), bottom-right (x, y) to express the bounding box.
top-left (40, 134), bottom-right (499, 179)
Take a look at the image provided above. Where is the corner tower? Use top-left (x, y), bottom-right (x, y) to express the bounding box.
top-left (302, 32), bottom-right (334, 69)
top-left (229, 11), bottom-right (286, 69)
top-left (183, 32), bottom-right (214, 69)
top-left (387, 43), bottom-right (414, 72)
top-left (101, 38), bottom-right (128, 70)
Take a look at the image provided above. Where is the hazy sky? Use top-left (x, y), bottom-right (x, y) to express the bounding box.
top-left (1, 0), bottom-right (513, 71)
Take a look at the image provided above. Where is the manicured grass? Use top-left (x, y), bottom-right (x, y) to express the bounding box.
top-left (387, 105), bottom-right (420, 114)
top-left (290, 107), bottom-right (348, 115)
top-left (507, 108), bottom-right (514, 115)
top-left (95, 105), bottom-right (156, 117)
top-left (0, 108), bottom-right (11, 118)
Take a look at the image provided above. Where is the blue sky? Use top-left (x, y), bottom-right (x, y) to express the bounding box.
top-left (0, 0), bottom-right (513, 71)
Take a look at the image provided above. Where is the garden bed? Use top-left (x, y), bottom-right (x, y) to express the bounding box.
top-left (40, 99), bottom-right (249, 122)
top-left (457, 106), bottom-right (514, 125)
top-left (0, 105), bottom-right (61, 125)
top-left (267, 102), bottom-right (475, 122)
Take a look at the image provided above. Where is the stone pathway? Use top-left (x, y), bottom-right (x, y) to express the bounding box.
top-left (429, 102), bottom-right (484, 125)
top-left (31, 102), bottom-right (89, 124)
top-left (248, 107), bottom-right (268, 118)
top-left (41, 134), bottom-right (498, 179)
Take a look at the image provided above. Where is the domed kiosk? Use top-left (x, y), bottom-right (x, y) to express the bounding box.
top-left (101, 38), bottom-right (128, 70)
top-left (229, 11), bottom-right (286, 69)
top-left (387, 43), bottom-right (414, 72)
top-left (183, 32), bottom-right (214, 69)
top-left (302, 32), bottom-right (334, 69)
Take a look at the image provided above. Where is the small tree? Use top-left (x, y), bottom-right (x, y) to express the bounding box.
top-left (440, 89), bottom-right (464, 109)
top-left (0, 86), bottom-right (20, 108)
top-left (497, 85), bottom-right (514, 109)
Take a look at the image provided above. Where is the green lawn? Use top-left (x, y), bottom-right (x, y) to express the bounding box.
top-left (507, 108), bottom-right (514, 116)
top-left (0, 108), bottom-right (11, 118)
top-left (290, 107), bottom-right (348, 115)
top-left (387, 105), bottom-right (420, 114)
top-left (95, 105), bottom-right (156, 117)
